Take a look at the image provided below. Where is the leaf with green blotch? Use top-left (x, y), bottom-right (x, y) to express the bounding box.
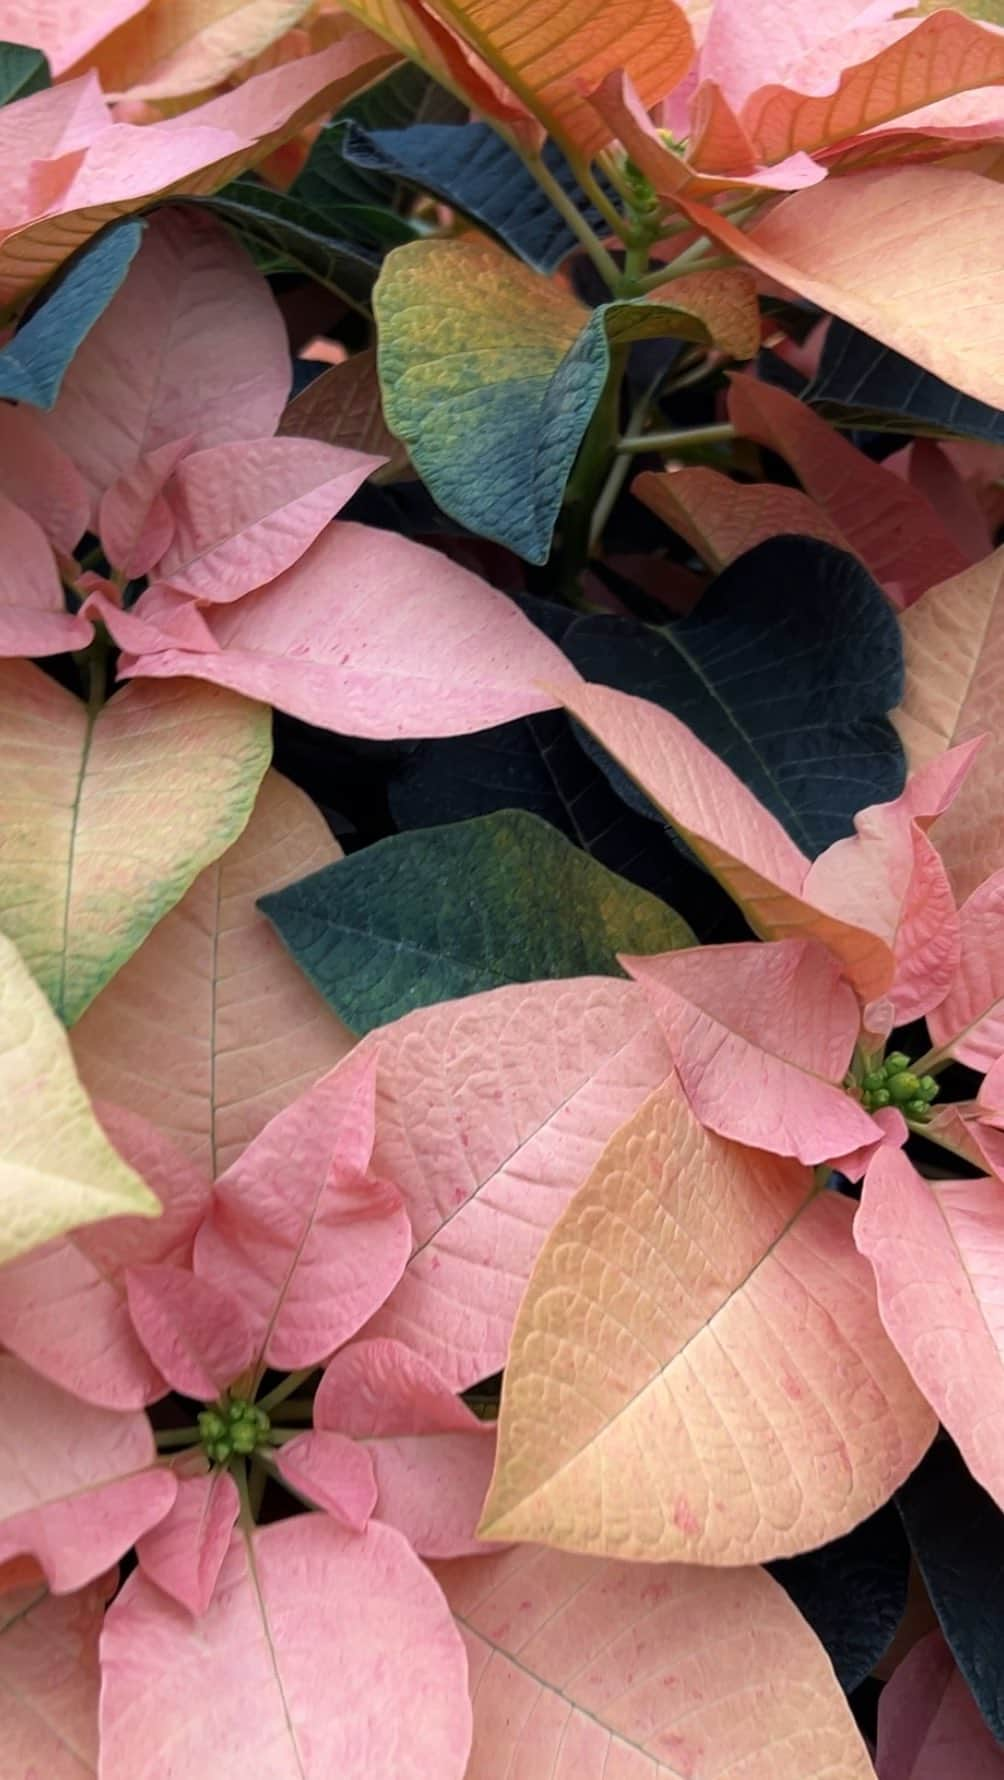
top-left (0, 661), bottom-right (271, 1026)
top-left (0, 220), bottom-right (142, 408)
top-left (374, 234), bottom-right (761, 563)
top-left (259, 809), bottom-right (693, 1033)
top-left (0, 41), bottom-right (49, 105)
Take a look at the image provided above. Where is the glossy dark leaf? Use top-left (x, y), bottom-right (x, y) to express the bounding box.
top-left (294, 64), bottom-right (461, 212)
top-left (342, 123), bottom-right (603, 273)
top-left (0, 220), bottom-right (142, 408)
top-left (898, 1440), bottom-right (1004, 1743)
top-left (768, 1503), bottom-right (910, 1693)
top-left (809, 319), bottom-right (1004, 443)
top-left (259, 808), bottom-right (693, 1032)
top-left (192, 183), bottom-right (391, 309)
top-left (0, 40), bottom-right (48, 104)
top-left (564, 536), bottom-right (906, 857)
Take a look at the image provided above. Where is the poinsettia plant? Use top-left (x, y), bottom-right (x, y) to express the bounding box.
top-left (3, 0), bottom-right (1004, 1774)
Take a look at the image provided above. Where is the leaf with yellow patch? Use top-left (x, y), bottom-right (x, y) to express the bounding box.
top-left (0, 930), bottom-right (159, 1264)
top-left (0, 661), bottom-right (271, 1027)
top-left (480, 1076), bottom-right (935, 1562)
top-left (375, 234), bottom-right (759, 563)
top-left (894, 546), bottom-right (1004, 900)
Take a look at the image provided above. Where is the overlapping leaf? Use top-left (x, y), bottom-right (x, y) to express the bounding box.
top-left (482, 1075), bottom-right (935, 1561)
top-left (0, 220), bottom-right (141, 410)
top-left (279, 347), bottom-right (407, 471)
top-left (438, 1545), bottom-right (876, 1777)
top-left (809, 319), bottom-right (1004, 445)
top-left (769, 1503), bottom-right (910, 1695)
top-left (375, 234), bottom-right (759, 562)
top-left (0, 937), bottom-right (159, 1265)
top-left (261, 809), bottom-right (692, 1032)
top-left (87, 0), bottom-right (316, 101)
top-left (0, 496), bottom-right (92, 658)
top-left (634, 465), bottom-right (848, 571)
top-left (0, 1570), bottom-right (112, 1780)
top-left (876, 1630), bottom-right (1004, 1779)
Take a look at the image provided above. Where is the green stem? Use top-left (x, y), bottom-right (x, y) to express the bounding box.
top-left (255, 1367), bottom-right (318, 1415)
top-left (909, 1045), bottom-right (954, 1077)
top-left (616, 421), bottom-right (736, 455)
top-left (248, 1455), bottom-right (268, 1519)
top-left (266, 1397), bottom-right (315, 1421)
top-left (87, 630), bottom-right (108, 714)
top-left (588, 378), bottom-right (654, 550)
top-left (232, 1457), bottom-right (254, 1532)
top-left (634, 252), bottom-right (736, 294)
top-left (555, 341), bottom-right (629, 602)
top-left (522, 151), bottom-right (622, 291)
top-left (569, 153), bottom-right (633, 242)
top-left (155, 1426), bottom-right (201, 1451)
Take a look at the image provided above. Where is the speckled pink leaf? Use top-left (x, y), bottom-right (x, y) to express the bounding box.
top-left (0, 1355), bottom-right (174, 1592)
top-left (0, 406), bottom-right (89, 555)
top-left (856, 1145), bottom-right (1004, 1512)
top-left (156, 438), bottom-right (384, 601)
top-left (99, 1517), bottom-right (473, 1780)
top-left (37, 208), bottom-right (289, 513)
top-left (125, 1264), bottom-right (256, 1400)
top-left (136, 1466), bottom-right (240, 1617)
top-left (120, 520), bottom-right (579, 739)
top-left (877, 1630), bottom-right (1004, 1778)
top-left (728, 376), bottom-right (967, 606)
top-left (558, 681), bottom-right (895, 1003)
top-left (71, 769), bottom-right (354, 1179)
top-left (0, 494), bottom-right (92, 658)
top-left (99, 437), bottom-right (194, 578)
top-left (926, 867), bottom-right (1004, 1069)
top-left (275, 1430), bottom-right (378, 1531)
top-left (358, 979), bottom-right (671, 1389)
top-left (437, 1544), bottom-right (876, 1777)
top-left (315, 1340), bottom-right (496, 1557)
top-left (0, 1569), bottom-right (114, 1780)
top-left (0, 1103), bottom-right (211, 1408)
top-left (623, 939), bottom-right (877, 1163)
top-left (194, 1047), bottom-right (411, 1371)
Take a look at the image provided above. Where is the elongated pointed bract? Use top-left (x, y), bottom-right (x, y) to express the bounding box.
top-left (482, 1076), bottom-right (935, 1561)
top-left (125, 1264), bottom-right (256, 1401)
top-left (438, 1545), bottom-right (877, 1778)
top-left (0, 661), bottom-right (271, 1026)
top-left (275, 1429), bottom-right (378, 1530)
top-left (0, 938), bottom-right (160, 1266)
top-left (99, 1518), bottom-right (473, 1779)
top-left (136, 1465), bottom-right (240, 1617)
top-left (856, 1146), bottom-right (1004, 1514)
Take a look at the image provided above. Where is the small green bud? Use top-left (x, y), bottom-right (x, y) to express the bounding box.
top-left (905, 1099), bottom-right (931, 1121)
top-left (863, 1071), bottom-right (887, 1093)
top-left (884, 1052), bottom-right (911, 1076)
top-left (198, 1409), bottom-right (225, 1441)
top-left (208, 1439), bottom-right (231, 1465)
top-left (918, 1075), bottom-right (940, 1102)
top-left (888, 1071), bottom-right (921, 1104)
top-left (231, 1422), bottom-right (258, 1455)
top-left (870, 1087), bottom-right (891, 1107)
top-left (254, 1407), bottom-right (271, 1434)
top-left (227, 1397), bottom-right (251, 1422)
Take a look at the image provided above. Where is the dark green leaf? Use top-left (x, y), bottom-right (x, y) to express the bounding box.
top-left (259, 809), bottom-right (693, 1033)
top-left (342, 124), bottom-right (603, 273)
top-left (191, 183), bottom-right (391, 309)
top-left (0, 40), bottom-right (49, 105)
top-left (294, 63), bottom-right (460, 211)
top-left (0, 220), bottom-right (142, 408)
top-left (564, 536), bottom-right (906, 857)
top-left (768, 1504), bottom-right (909, 1693)
top-left (898, 1440), bottom-right (1004, 1741)
top-left (809, 319), bottom-right (1004, 443)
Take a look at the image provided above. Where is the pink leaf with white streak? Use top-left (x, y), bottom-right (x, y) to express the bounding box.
top-left (120, 520), bottom-right (579, 739)
top-left (623, 939), bottom-right (877, 1163)
top-left (0, 1355), bottom-right (175, 1592)
top-left (856, 1145), bottom-right (1004, 1512)
top-left (37, 208), bottom-right (289, 511)
top-left (877, 1630), bottom-right (1004, 1778)
top-left (0, 1103), bottom-right (212, 1409)
top-left (437, 1544), bottom-right (877, 1778)
top-left (0, 406), bottom-right (89, 555)
top-left (316, 1340), bottom-right (497, 1557)
top-left (558, 680), bottom-right (895, 1003)
top-left (99, 436), bottom-right (193, 578)
top-left (99, 1518), bottom-right (472, 1780)
top-left (194, 1047), bottom-right (411, 1370)
top-left (0, 1568), bottom-right (114, 1780)
top-left (358, 979), bottom-right (671, 1389)
top-left (0, 494), bottom-right (92, 658)
top-left (156, 438), bottom-right (384, 601)
top-left (136, 1465), bottom-right (240, 1617)
top-left (275, 1430), bottom-right (378, 1531)
top-left (125, 1264), bottom-right (256, 1400)
top-left (928, 867), bottom-right (1004, 1070)
top-left (727, 375), bottom-right (968, 605)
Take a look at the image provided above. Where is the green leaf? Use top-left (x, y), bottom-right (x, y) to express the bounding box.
top-left (374, 234), bottom-right (759, 563)
top-left (0, 41), bottom-right (49, 106)
top-left (0, 221), bottom-right (142, 408)
top-left (259, 809), bottom-right (693, 1033)
top-left (294, 62), bottom-right (461, 211)
top-left (192, 183), bottom-right (400, 310)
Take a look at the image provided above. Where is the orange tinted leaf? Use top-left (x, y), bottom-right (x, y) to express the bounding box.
top-left (278, 348), bottom-right (409, 477)
top-left (634, 464), bottom-right (849, 571)
top-left (84, 1), bottom-right (316, 101)
top-left (481, 1075), bottom-right (935, 1560)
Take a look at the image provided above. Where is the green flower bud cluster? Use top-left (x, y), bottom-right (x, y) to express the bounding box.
top-left (198, 1398), bottom-right (270, 1465)
top-left (860, 1052), bottom-right (939, 1122)
top-left (623, 157), bottom-right (659, 216)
